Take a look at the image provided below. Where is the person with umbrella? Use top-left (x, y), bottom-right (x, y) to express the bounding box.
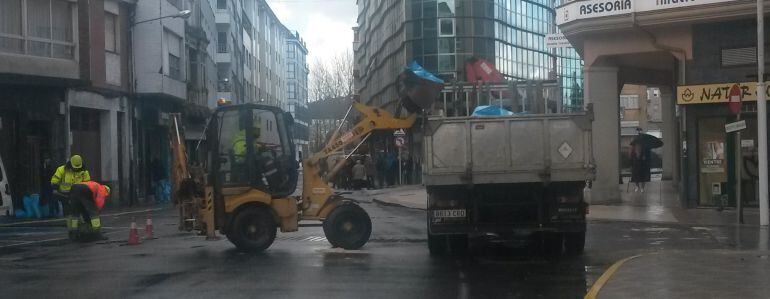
top-left (629, 128), bottom-right (663, 192)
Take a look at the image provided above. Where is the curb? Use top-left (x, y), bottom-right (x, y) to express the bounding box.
top-left (0, 207), bottom-right (166, 227)
top-left (372, 198), bottom-right (425, 210)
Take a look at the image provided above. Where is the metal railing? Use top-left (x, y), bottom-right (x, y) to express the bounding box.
top-left (433, 81), bottom-right (569, 117)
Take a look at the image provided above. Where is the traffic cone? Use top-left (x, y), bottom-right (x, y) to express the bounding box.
top-left (128, 219), bottom-right (140, 245)
top-left (145, 214), bottom-right (154, 239)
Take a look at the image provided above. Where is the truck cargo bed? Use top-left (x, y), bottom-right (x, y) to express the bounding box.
top-left (423, 113), bottom-right (594, 186)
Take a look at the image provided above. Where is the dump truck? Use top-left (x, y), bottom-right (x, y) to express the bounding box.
top-left (424, 61), bottom-right (594, 255)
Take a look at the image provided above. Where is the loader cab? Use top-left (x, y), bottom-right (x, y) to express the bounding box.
top-left (207, 104), bottom-right (298, 198)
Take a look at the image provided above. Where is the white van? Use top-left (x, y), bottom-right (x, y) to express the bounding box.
top-left (0, 152), bottom-right (13, 216)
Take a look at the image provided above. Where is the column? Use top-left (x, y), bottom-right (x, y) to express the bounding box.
top-left (659, 87), bottom-right (679, 182)
top-left (584, 66), bottom-right (621, 203)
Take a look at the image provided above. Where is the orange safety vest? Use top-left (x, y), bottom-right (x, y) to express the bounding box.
top-left (79, 181), bottom-right (108, 210)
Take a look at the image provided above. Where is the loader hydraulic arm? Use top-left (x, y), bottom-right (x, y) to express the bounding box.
top-left (300, 101), bottom-right (417, 217)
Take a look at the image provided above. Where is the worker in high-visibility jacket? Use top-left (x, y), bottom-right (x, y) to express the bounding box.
top-left (67, 181), bottom-right (110, 241)
top-left (50, 155), bottom-right (91, 218)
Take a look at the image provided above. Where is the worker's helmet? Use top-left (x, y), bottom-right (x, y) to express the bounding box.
top-left (70, 155), bottom-right (83, 170)
top-left (103, 185), bottom-right (111, 196)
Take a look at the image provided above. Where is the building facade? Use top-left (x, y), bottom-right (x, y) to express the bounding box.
top-left (354, 0), bottom-right (583, 108)
top-left (556, 0), bottom-right (769, 207)
top-left (212, 0), bottom-right (288, 108)
top-left (285, 31), bottom-right (310, 161)
top-left (131, 0), bottom-right (192, 203)
top-left (0, 0), bottom-right (133, 209)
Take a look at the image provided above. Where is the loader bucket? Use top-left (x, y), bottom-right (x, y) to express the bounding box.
top-left (398, 61), bottom-right (445, 113)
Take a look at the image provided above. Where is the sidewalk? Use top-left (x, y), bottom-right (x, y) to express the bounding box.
top-left (367, 182), bottom-right (760, 227)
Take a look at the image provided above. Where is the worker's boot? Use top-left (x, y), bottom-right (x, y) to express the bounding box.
top-left (66, 217), bottom-right (80, 241)
top-left (84, 218), bottom-right (108, 242)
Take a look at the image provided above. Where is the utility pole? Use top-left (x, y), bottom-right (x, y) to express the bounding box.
top-left (757, 0), bottom-right (769, 226)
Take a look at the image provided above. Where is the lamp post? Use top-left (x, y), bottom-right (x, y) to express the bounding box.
top-left (758, 0), bottom-right (769, 226)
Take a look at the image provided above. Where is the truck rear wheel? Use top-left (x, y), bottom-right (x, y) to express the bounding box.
top-left (226, 207), bottom-right (277, 252)
top-left (428, 233), bottom-right (447, 255)
top-left (542, 233), bottom-right (564, 256)
top-left (323, 203), bottom-right (372, 250)
top-left (564, 231), bottom-right (585, 255)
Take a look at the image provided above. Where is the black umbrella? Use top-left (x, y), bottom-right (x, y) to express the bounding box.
top-left (631, 133), bottom-right (663, 149)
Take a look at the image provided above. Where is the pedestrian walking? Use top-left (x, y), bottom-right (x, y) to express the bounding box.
top-left (386, 152), bottom-right (397, 186)
top-left (352, 160), bottom-right (366, 190)
top-left (376, 153), bottom-right (387, 188)
top-left (66, 181), bottom-right (110, 242)
top-left (629, 128), bottom-right (654, 192)
top-left (365, 156), bottom-right (377, 189)
top-left (50, 155), bottom-right (91, 219)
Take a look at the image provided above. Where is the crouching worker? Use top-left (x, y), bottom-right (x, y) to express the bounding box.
top-left (67, 181), bottom-right (110, 242)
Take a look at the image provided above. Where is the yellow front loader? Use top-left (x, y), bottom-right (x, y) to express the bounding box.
top-left (170, 100), bottom-right (434, 251)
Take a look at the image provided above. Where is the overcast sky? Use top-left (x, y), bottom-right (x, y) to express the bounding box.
top-left (265, 0), bottom-right (358, 64)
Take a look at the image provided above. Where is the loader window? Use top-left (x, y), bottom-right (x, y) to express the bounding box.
top-left (214, 107), bottom-right (294, 194)
top-left (216, 109), bottom-right (247, 186)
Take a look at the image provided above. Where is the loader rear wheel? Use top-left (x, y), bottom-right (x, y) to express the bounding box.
top-left (323, 204), bottom-right (372, 250)
top-left (227, 207), bottom-right (276, 252)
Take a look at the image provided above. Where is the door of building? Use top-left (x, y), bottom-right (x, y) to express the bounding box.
top-left (70, 107), bottom-right (102, 181)
top-left (698, 117), bottom-right (727, 206)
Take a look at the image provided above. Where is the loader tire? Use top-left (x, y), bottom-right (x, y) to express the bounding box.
top-left (227, 207), bottom-right (276, 252)
top-left (323, 203), bottom-right (372, 250)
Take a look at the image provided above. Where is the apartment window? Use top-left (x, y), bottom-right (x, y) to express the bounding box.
top-left (0, 0), bottom-right (23, 54)
top-left (188, 48), bottom-right (198, 85)
top-left (287, 63), bottom-right (295, 79)
top-left (287, 45), bottom-right (295, 59)
top-left (0, 0), bottom-right (74, 58)
top-left (217, 31), bottom-right (227, 53)
top-left (104, 12), bottom-right (118, 53)
top-left (166, 30), bottom-right (182, 80)
top-left (288, 82), bottom-right (296, 99)
top-left (439, 18), bottom-right (454, 36)
top-left (217, 0), bottom-right (227, 10)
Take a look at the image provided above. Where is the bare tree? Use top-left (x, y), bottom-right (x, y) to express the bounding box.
top-left (309, 51), bottom-right (354, 102)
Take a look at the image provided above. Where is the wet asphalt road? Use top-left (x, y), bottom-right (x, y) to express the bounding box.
top-left (0, 191), bottom-right (753, 299)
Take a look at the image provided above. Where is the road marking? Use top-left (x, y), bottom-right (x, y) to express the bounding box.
top-left (0, 207), bottom-right (164, 227)
top-left (584, 254), bottom-right (643, 299)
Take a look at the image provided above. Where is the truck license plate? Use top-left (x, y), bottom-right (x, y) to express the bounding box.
top-left (433, 209), bottom-right (466, 218)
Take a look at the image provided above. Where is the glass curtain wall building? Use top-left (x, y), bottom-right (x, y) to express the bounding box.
top-left (354, 0), bottom-right (583, 108)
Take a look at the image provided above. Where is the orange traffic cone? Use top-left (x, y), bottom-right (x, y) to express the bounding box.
top-left (145, 214), bottom-right (154, 239)
top-left (128, 219), bottom-right (140, 245)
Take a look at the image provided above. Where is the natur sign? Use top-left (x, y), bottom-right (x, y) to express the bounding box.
top-left (677, 82), bottom-right (770, 105)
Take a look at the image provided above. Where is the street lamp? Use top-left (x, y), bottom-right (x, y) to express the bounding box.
top-left (756, 0), bottom-right (769, 226)
top-left (132, 9), bottom-right (192, 27)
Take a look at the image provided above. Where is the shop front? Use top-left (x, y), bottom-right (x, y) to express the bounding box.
top-left (678, 82), bottom-right (765, 208)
